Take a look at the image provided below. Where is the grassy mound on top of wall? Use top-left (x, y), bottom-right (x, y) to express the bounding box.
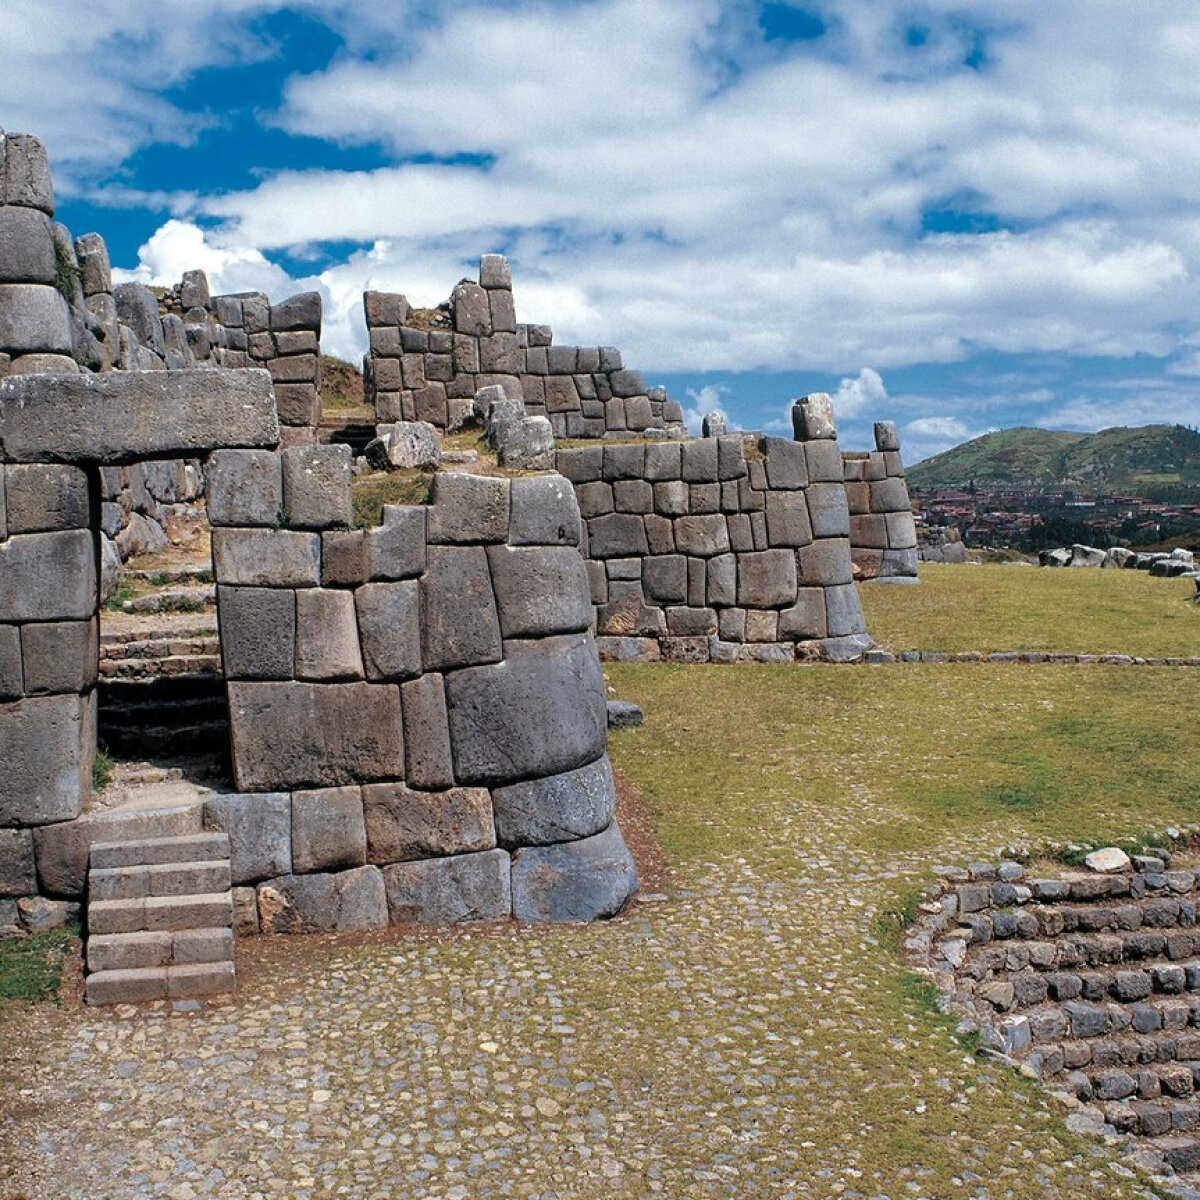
top-left (859, 562), bottom-right (1200, 657)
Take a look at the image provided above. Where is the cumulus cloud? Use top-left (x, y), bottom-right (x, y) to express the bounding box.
top-left (831, 368), bottom-right (888, 418)
top-left (683, 384), bottom-right (729, 435)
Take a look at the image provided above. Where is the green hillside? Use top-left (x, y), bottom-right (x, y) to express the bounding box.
top-left (908, 423), bottom-right (1200, 492)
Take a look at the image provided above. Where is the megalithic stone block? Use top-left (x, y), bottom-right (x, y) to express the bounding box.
top-left (74, 233), bottom-right (112, 297)
top-left (492, 757), bottom-right (617, 848)
top-left (0, 530), bottom-right (96, 622)
top-left (0, 693), bottom-right (91, 826)
top-left (1, 133), bottom-right (55, 213)
top-left (0, 284), bottom-right (72, 354)
top-left (510, 821), bottom-right (638, 921)
top-left (0, 208), bottom-right (57, 285)
top-left (792, 393), bottom-right (837, 440)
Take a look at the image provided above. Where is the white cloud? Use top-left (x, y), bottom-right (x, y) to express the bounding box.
top-left (832, 368), bottom-right (888, 418)
top-left (683, 384), bottom-right (729, 435)
top-left (906, 416), bottom-right (971, 440)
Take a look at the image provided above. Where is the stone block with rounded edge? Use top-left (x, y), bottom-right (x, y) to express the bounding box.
top-left (0, 284), bottom-right (71, 354)
top-left (885, 510), bottom-right (918, 549)
top-left (492, 756), bottom-right (617, 848)
top-left (453, 281), bottom-right (491, 336)
top-left (420, 545), bottom-right (503, 672)
top-left (486, 545), bottom-right (592, 638)
top-left (588, 513), bottom-right (649, 558)
top-left (737, 550), bottom-right (798, 608)
top-left (0, 207), bottom-right (56, 284)
top-left (291, 787), bottom-right (367, 874)
top-left (510, 822), bottom-right (638, 922)
top-left (509, 475), bottom-right (582, 547)
top-left (218, 586), bottom-right (296, 680)
top-left (804, 439), bottom-right (845, 483)
top-left (765, 492), bottom-right (813, 548)
top-left (850, 513), bottom-right (888, 549)
top-left (0, 828), bottom-right (36, 897)
top-left (4, 464), bottom-right (87, 533)
top-left (497, 416), bottom-right (554, 470)
top-left (874, 421), bottom-right (901, 452)
top-left (355, 581), bottom-right (421, 681)
top-left (20, 620), bottom-right (97, 695)
top-left (295, 588), bottom-right (364, 681)
top-left (426, 472), bottom-right (510, 543)
top-left (445, 634), bottom-right (608, 786)
top-left (401, 673), bottom-right (454, 792)
top-left (825, 583), bottom-right (867, 638)
top-left (269, 291), bottom-right (322, 333)
top-left (761, 438), bottom-right (808, 489)
top-left (643, 555), bottom-right (687, 604)
top-left (674, 515), bottom-right (730, 558)
top-left (204, 791), bottom-right (291, 884)
top-left (806, 483), bottom-right (851, 539)
top-left (257, 865), bottom-right (387, 934)
top-left (0, 530), bottom-right (95, 622)
top-left (792, 393), bottom-right (836, 440)
top-left (282, 444), bottom-right (352, 529)
top-left (2, 134), bottom-right (54, 212)
top-left (480, 255), bottom-right (512, 289)
top-left (364, 291), bottom-right (408, 327)
top-left (0, 369), bottom-right (279, 464)
top-left (364, 783), bottom-right (495, 863)
top-left (367, 505), bottom-right (427, 580)
top-left (778, 588), bottom-right (829, 640)
top-left (206, 450), bottom-right (282, 527)
top-left (321, 530), bottom-right (367, 586)
top-left (382, 849), bottom-right (511, 924)
top-left (870, 477), bottom-right (910, 513)
top-left (797, 537), bottom-right (853, 586)
top-left (212, 529), bottom-right (320, 588)
top-left (228, 682), bottom-right (404, 791)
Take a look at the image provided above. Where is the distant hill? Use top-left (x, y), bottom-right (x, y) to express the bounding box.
top-left (908, 424), bottom-right (1200, 492)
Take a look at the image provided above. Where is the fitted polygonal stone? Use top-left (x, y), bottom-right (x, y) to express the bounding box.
top-left (291, 787), bottom-right (367, 874)
top-left (401, 673), bottom-right (455, 791)
top-left (2, 134), bottom-right (54, 213)
top-left (806, 483), bottom-right (851, 539)
top-left (804, 439), bottom-right (845, 483)
top-left (364, 783), bottom-right (495, 862)
top-left (555, 446), bottom-right (603, 483)
top-left (736, 550), bottom-right (798, 608)
top-left (583, 513), bottom-right (649, 559)
top-left (0, 207), bottom-right (56, 284)
top-left (295, 589), bottom-right (364, 681)
top-left (486, 545), bottom-right (592, 638)
top-left (509, 475), bottom-right (582, 546)
top-left (321, 530), bottom-right (368, 586)
top-left (492, 756), bottom-right (617, 848)
top-left (643, 555), bottom-right (687, 604)
top-left (610, 370), bottom-right (646, 399)
top-left (643, 442), bottom-right (682, 481)
top-left (269, 291), bottom-right (322, 332)
top-left (0, 828), bottom-right (36, 897)
top-left (382, 849), bottom-right (511, 924)
top-left (218, 586), bottom-right (296, 680)
top-left (758, 438), bottom-right (806, 489)
top-left (228, 682), bottom-right (404, 791)
top-left (281, 444), bottom-right (352, 529)
top-left (0, 283), bottom-right (71, 354)
top-left (353, 581), bottom-right (422, 682)
top-left (674, 515), bottom-right (730, 558)
top-left (203, 791), bottom-right (292, 884)
top-left (420, 546), bottom-right (503, 672)
top-left (364, 291), bottom-right (408, 327)
top-left (445, 634), bottom-right (608, 786)
top-left (497, 416), bottom-right (555, 469)
top-left (20, 620), bottom-right (97, 695)
top-left (367, 505), bottom-right (427, 580)
top-left (652, 480), bottom-right (689, 516)
top-left (0, 369), bottom-right (279, 464)
top-left (825, 583), bottom-right (867, 637)
top-left (850, 513), bottom-right (888, 550)
top-left (797, 538), bottom-right (853, 585)
top-left (212, 529), bottom-right (320, 588)
top-left (680, 439), bottom-right (719, 483)
top-left (0, 693), bottom-right (91, 827)
top-left (870, 477), bottom-right (911, 512)
top-left (453, 282), bottom-right (491, 336)
top-left (480, 255), bottom-right (512, 289)
top-left (765, 492), bottom-right (813, 548)
top-left (885, 510), bottom-right (918, 549)
top-left (0, 530), bottom-right (95, 622)
top-left (0, 625), bottom-right (21, 700)
top-left (779, 589), bottom-right (829, 640)
top-left (426, 472), bottom-right (510, 543)
top-left (4, 464), bottom-right (90, 533)
top-left (114, 282), bottom-right (167, 355)
top-left (257, 865), bottom-right (387, 934)
top-left (792, 393), bottom-right (836, 439)
top-left (510, 822), bottom-right (637, 922)
top-left (874, 421), bottom-right (900, 452)
top-left (206, 450), bottom-right (283, 527)
top-left (706, 554), bottom-right (737, 606)
top-left (603, 445), bottom-right (646, 480)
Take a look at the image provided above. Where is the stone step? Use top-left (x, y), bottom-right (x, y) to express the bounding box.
top-left (86, 926), bottom-right (233, 972)
top-left (100, 622), bottom-right (217, 648)
top-left (1146, 1134), bottom-right (1200, 1173)
top-left (85, 960), bottom-right (235, 1006)
top-left (100, 636), bottom-right (220, 660)
top-left (99, 655), bottom-right (222, 680)
top-left (89, 859), bottom-right (231, 901)
top-left (88, 892), bottom-right (234, 936)
top-left (1101, 1097), bottom-right (1200, 1139)
top-left (98, 721), bottom-right (229, 758)
top-left (91, 832), bottom-right (230, 870)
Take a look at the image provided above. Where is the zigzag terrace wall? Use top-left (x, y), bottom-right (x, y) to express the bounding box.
top-left (0, 366), bottom-right (638, 937)
top-left (363, 255), bottom-right (687, 438)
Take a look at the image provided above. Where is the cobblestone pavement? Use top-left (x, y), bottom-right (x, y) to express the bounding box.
top-left (1, 674), bottom-right (1168, 1200)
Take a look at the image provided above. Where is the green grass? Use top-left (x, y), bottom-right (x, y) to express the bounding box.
top-left (859, 562), bottom-right (1200, 656)
top-left (0, 926), bottom-right (75, 1007)
top-left (350, 471), bottom-right (434, 527)
top-left (91, 747), bottom-right (115, 794)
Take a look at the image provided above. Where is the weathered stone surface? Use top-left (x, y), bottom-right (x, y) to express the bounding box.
top-left (778, 589), bottom-right (828, 640)
top-left (869, 477), bottom-right (910, 513)
top-left (797, 537), bottom-right (853, 585)
top-left (365, 784), bottom-right (495, 862)
top-left (765, 492), bottom-right (813, 548)
top-left (0, 828), bottom-right (36, 897)
top-left (382, 849), bottom-right (511, 924)
top-left (206, 450), bottom-right (283, 527)
top-left (736, 550), bottom-right (798, 608)
top-left (401, 674), bottom-right (454, 792)
top-left (642, 555), bottom-right (687, 604)
top-left (292, 787), bottom-right (367, 874)
top-left (0, 207), bottom-right (56, 284)
top-left (420, 546), bottom-right (503, 671)
top-left (212, 529), bottom-right (320, 588)
top-left (320, 530), bottom-right (367, 587)
top-left (453, 282), bottom-right (491, 336)
top-left (258, 865), bottom-right (387, 934)
top-left (228, 682), bottom-right (404, 791)
top-left (674, 515), bottom-right (730, 558)
top-left (492, 756), bottom-right (617, 848)
top-left (282, 444), bottom-right (352, 529)
top-left (497, 416), bottom-right (555, 469)
top-left (0, 530), bottom-right (95, 622)
top-left (0, 625), bottom-right (21, 700)
top-left (806, 483), bottom-right (851, 539)
top-left (355, 581), bottom-right (421, 681)
top-left (480, 255), bottom-right (512, 289)
top-left (367, 505), bottom-right (427, 580)
top-left (804, 439), bottom-right (845, 483)
top-left (510, 822), bottom-right (638, 921)
top-left (792, 393), bottom-right (836, 439)
top-left (0, 369), bottom-right (279, 464)
top-left (368, 421), bottom-right (442, 470)
top-left (588, 513), bottom-right (649, 558)
top-left (509, 475), bottom-right (582, 547)
top-left (487, 545), bottom-right (591, 638)
top-left (0, 284), bottom-right (71, 354)
top-left (445, 634), bottom-right (607, 786)
top-left (874, 421), bottom-right (900, 452)
top-left (1085, 847), bottom-right (1131, 874)
top-left (218, 586), bottom-right (296, 680)
top-left (426, 472), bottom-right (510, 543)
top-left (606, 700), bottom-right (644, 728)
top-left (825, 583), bottom-right (867, 638)
top-left (296, 589), bottom-right (364, 681)
top-left (2, 134), bottom-right (54, 213)
top-left (204, 792), bottom-right (291, 884)
top-left (20, 620), bottom-right (97, 694)
top-left (268, 291), bottom-right (322, 333)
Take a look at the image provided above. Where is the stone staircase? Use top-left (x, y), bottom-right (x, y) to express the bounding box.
top-left (85, 831), bottom-right (236, 1006)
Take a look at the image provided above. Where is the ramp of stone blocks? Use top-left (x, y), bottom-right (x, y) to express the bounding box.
top-left (85, 831), bottom-right (235, 1006)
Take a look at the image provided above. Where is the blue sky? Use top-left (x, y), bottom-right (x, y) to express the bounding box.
top-left (5, 1), bottom-right (1200, 461)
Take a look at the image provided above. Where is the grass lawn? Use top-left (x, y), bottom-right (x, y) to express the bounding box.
top-left (859, 562), bottom-right (1200, 656)
top-left (0, 927), bottom-right (75, 1007)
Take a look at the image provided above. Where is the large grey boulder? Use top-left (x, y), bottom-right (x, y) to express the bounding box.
top-left (206, 449), bottom-right (283, 527)
top-left (400, 674), bottom-right (455, 792)
top-left (792, 393), bottom-right (837, 440)
top-left (218, 587), bottom-right (296, 679)
top-left (295, 589), bottom-right (364, 681)
top-left (0, 208), bottom-right (56, 285)
top-left (2, 133), bottom-right (55, 213)
top-left (114, 282), bottom-right (166, 356)
top-left (4, 464), bottom-right (89, 533)
top-left (874, 421), bottom-right (900, 452)
top-left (420, 545), bottom-right (503, 671)
top-left (382, 849), bottom-right (511, 924)
top-left (426, 472), bottom-right (510, 543)
top-left (496, 416), bottom-right (555, 469)
top-left (204, 791), bottom-right (291, 884)
top-left (20, 620), bottom-right (97, 695)
top-left (486, 545), bottom-right (592, 637)
top-left (1040, 548), bottom-right (1071, 567)
top-left (257, 865), bottom-right (387, 934)
top-left (364, 784), bottom-right (495, 862)
top-left (0, 284), bottom-right (72, 354)
top-left (291, 786), bottom-right (367, 873)
top-left (355, 581), bottom-right (422, 681)
top-left (0, 829), bottom-right (36, 897)
top-left (366, 505), bottom-right (427, 580)
top-left (1068, 544), bottom-right (1106, 568)
top-left (509, 475), bottom-right (582, 546)
top-left (281, 444), bottom-right (352, 529)
top-left (737, 550), bottom-right (798, 608)
top-left (0, 530), bottom-right (96, 622)
top-left (510, 822), bottom-right (638, 921)
top-left (366, 421), bottom-right (442, 470)
top-left (212, 529), bottom-right (320, 588)
top-left (445, 634), bottom-right (607, 786)
top-left (492, 756), bottom-right (617, 848)
top-left (73, 235), bottom-right (111, 297)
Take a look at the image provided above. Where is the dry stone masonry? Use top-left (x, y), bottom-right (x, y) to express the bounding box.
top-left (363, 256), bottom-right (687, 439)
top-left (842, 420), bottom-right (918, 582)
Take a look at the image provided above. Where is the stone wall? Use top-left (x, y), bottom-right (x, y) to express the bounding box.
top-left (843, 421), bottom-right (918, 582)
top-left (363, 255), bottom-right (687, 439)
top-left (556, 394), bottom-right (872, 663)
